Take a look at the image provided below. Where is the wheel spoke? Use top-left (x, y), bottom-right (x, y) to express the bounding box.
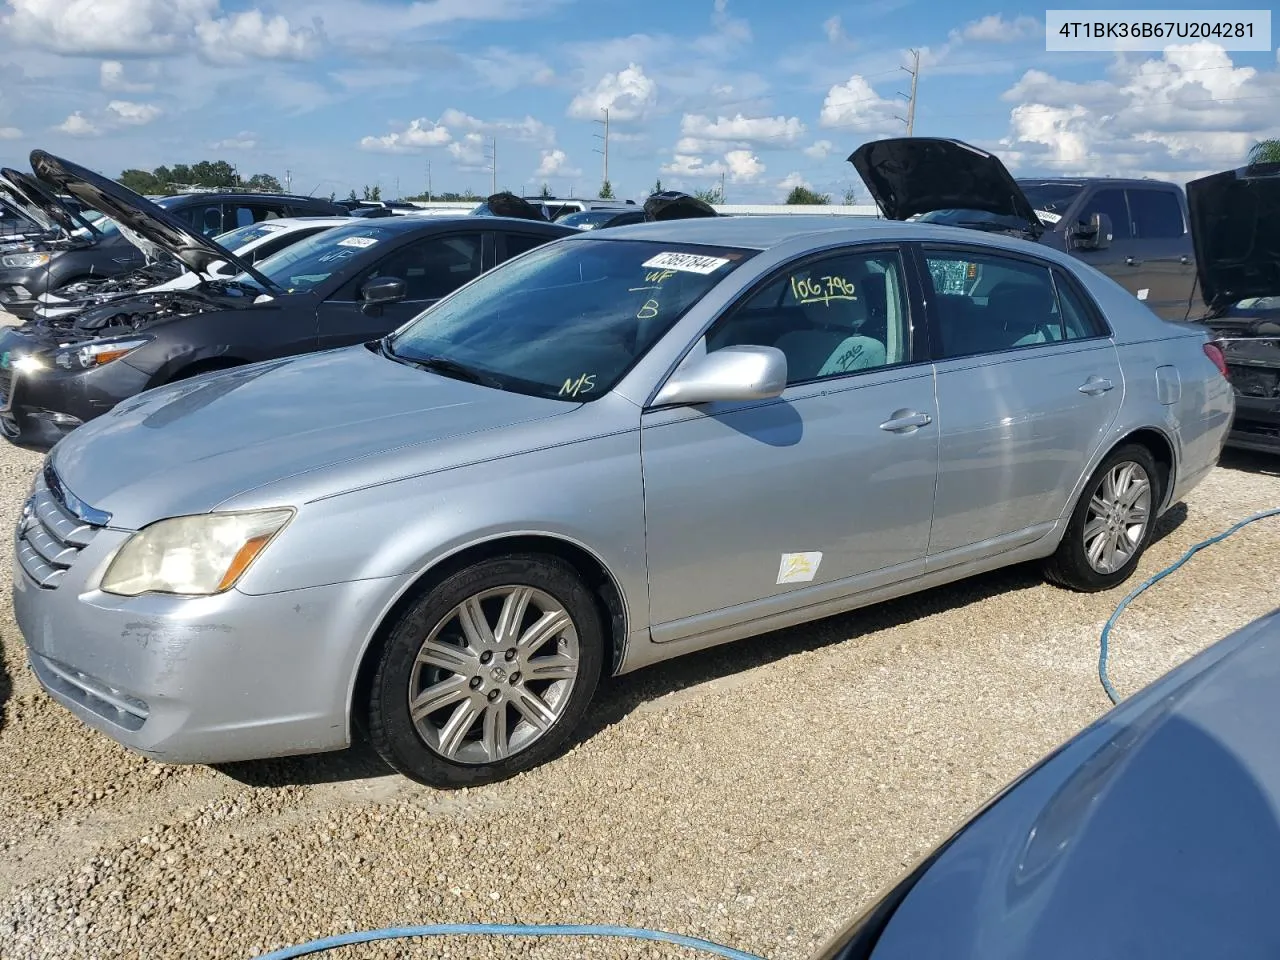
top-left (410, 676), bottom-right (469, 720)
top-left (1089, 493), bottom-right (1109, 516)
top-left (1086, 529), bottom-right (1109, 569)
top-left (437, 698), bottom-right (483, 758)
top-left (494, 587), bottom-right (534, 645)
top-left (525, 654), bottom-right (578, 682)
top-left (415, 639), bottom-right (476, 673)
top-left (512, 688), bottom-right (557, 732)
top-left (1102, 469), bottom-right (1119, 504)
top-left (1084, 516), bottom-right (1108, 542)
top-left (1121, 478), bottom-right (1150, 509)
top-left (457, 596), bottom-right (496, 648)
top-left (481, 703), bottom-right (510, 761)
top-left (516, 609), bottom-right (571, 654)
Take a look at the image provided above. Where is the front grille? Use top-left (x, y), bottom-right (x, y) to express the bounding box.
top-left (0, 366), bottom-right (10, 411)
top-left (1227, 364), bottom-right (1280, 399)
top-left (15, 463), bottom-right (107, 589)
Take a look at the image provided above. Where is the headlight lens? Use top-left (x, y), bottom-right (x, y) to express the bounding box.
top-left (100, 509), bottom-right (294, 597)
top-left (1, 253), bottom-right (51, 268)
top-left (54, 337), bottom-right (150, 370)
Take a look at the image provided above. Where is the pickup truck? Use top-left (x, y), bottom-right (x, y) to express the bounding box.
top-left (849, 138), bottom-right (1204, 321)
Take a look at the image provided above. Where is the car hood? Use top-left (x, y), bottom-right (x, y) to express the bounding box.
top-left (48, 344), bottom-right (580, 529)
top-left (848, 137), bottom-right (1043, 237)
top-left (28, 150), bottom-right (281, 293)
top-left (0, 175), bottom-right (57, 235)
top-left (842, 606), bottom-right (1280, 960)
top-left (0, 166), bottom-right (100, 239)
top-left (1187, 163), bottom-right (1280, 312)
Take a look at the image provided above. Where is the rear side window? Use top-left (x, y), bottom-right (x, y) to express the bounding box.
top-left (1080, 189), bottom-right (1131, 240)
top-left (923, 250), bottom-right (1102, 358)
top-left (500, 232), bottom-right (552, 262)
top-left (1127, 189), bottom-right (1184, 238)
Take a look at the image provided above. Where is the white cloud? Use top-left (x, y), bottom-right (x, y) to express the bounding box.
top-left (448, 132), bottom-right (489, 169)
top-left (823, 15), bottom-right (846, 43)
top-left (998, 42), bottom-right (1280, 174)
top-left (534, 149), bottom-right (581, 179)
top-left (360, 118), bottom-right (452, 153)
top-left (724, 149), bottom-right (764, 182)
top-left (777, 172), bottom-right (811, 195)
top-left (804, 139), bottom-right (834, 159)
top-left (439, 108), bottom-right (555, 145)
top-left (957, 14), bottom-right (1039, 42)
top-left (680, 112), bottom-right (806, 145)
top-left (195, 9), bottom-right (323, 63)
top-left (567, 63), bottom-right (657, 121)
top-left (54, 111), bottom-right (99, 136)
top-left (710, 0), bottom-right (751, 43)
top-left (105, 99), bottom-right (161, 125)
top-left (660, 154), bottom-right (726, 178)
top-left (660, 149), bottom-right (762, 182)
top-left (99, 60), bottom-right (154, 92)
top-left (211, 132), bottom-right (257, 149)
top-left (819, 74), bottom-right (902, 135)
top-left (470, 48), bottom-right (555, 92)
top-left (0, 127), bottom-right (22, 140)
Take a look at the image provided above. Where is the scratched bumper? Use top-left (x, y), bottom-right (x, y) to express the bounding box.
top-left (13, 534), bottom-right (408, 764)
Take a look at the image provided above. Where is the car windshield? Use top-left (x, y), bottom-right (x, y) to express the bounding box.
top-left (235, 223), bottom-right (398, 294)
top-left (385, 238), bottom-right (754, 401)
top-left (558, 210), bottom-right (620, 229)
top-left (214, 221), bottom-right (290, 251)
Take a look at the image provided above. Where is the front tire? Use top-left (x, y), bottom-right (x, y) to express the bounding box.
top-left (1044, 443), bottom-right (1160, 592)
top-left (366, 554), bottom-right (604, 788)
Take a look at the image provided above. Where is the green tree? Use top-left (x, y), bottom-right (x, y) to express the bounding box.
top-left (599, 179), bottom-right (615, 199)
top-left (651, 178), bottom-right (664, 195)
top-left (361, 184), bottom-right (383, 201)
top-left (1248, 139), bottom-right (1280, 164)
top-left (245, 173), bottom-right (282, 193)
top-left (786, 185), bottom-right (830, 205)
top-left (693, 186), bottom-right (724, 204)
top-left (328, 191), bottom-right (336, 202)
top-left (842, 187), bottom-right (858, 205)
top-left (347, 189), bottom-right (359, 202)
top-left (119, 169), bottom-right (162, 195)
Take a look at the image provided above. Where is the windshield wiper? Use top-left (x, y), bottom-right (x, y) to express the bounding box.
top-left (379, 340), bottom-right (502, 388)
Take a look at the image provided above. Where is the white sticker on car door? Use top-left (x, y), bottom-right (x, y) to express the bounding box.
top-left (1137, 288), bottom-right (1149, 301)
top-left (777, 552), bottom-right (822, 584)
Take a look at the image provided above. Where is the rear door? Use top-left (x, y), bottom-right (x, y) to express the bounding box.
top-left (916, 243), bottom-right (1124, 565)
top-left (1070, 186), bottom-right (1146, 297)
top-left (1126, 186), bottom-right (1197, 319)
top-left (314, 230), bottom-right (487, 348)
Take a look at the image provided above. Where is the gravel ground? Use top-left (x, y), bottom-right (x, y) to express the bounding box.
top-left (0, 433), bottom-right (1277, 960)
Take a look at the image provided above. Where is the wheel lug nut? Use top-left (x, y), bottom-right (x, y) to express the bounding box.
top-left (504, 649), bottom-right (517, 661)
top-left (487, 689), bottom-right (500, 702)
top-left (480, 651), bottom-right (493, 664)
top-left (509, 672), bottom-right (522, 684)
top-left (469, 677), bottom-right (482, 689)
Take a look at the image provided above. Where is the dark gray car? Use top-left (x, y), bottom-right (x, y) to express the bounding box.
top-left (849, 138), bottom-right (1202, 321)
top-left (815, 605), bottom-right (1280, 960)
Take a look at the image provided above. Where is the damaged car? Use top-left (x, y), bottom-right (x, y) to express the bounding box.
top-left (0, 151), bottom-right (575, 448)
top-left (849, 138), bottom-right (1202, 321)
top-left (1187, 161), bottom-right (1280, 454)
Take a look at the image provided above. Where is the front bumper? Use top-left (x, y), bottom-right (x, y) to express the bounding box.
top-left (0, 326), bottom-right (152, 450)
top-left (0, 266), bottom-right (53, 320)
top-left (12, 469), bottom-right (410, 762)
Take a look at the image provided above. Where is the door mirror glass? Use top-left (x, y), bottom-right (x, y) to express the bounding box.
top-left (1071, 212), bottom-right (1112, 250)
top-left (651, 345), bottom-right (787, 407)
top-left (361, 276), bottom-right (406, 305)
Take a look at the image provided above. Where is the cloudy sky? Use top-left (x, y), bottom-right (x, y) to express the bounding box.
top-left (0, 0), bottom-right (1277, 203)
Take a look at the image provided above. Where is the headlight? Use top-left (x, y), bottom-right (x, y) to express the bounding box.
top-left (54, 337), bottom-right (150, 371)
top-left (100, 509), bottom-right (294, 597)
top-left (1, 253), bottom-right (51, 269)
top-left (12, 355), bottom-right (46, 374)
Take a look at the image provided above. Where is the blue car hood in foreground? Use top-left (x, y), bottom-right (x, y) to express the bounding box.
top-left (848, 607), bottom-right (1280, 960)
top-left (50, 345), bottom-right (580, 530)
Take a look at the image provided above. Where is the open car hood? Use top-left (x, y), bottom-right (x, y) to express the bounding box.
top-left (848, 137), bottom-right (1043, 238)
top-left (1187, 163), bottom-right (1280, 312)
top-left (643, 191), bottom-right (718, 221)
top-left (28, 150), bottom-right (282, 293)
top-left (0, 166), bottom-right (100, 238)
top-left (0, 174), bottom-right (57, 234)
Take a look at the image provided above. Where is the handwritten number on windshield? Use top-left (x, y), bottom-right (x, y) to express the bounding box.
top-left (791, 275), bottom-right (856, 306)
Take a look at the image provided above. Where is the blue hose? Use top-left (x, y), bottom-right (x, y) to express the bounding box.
top-left (251, 923), bottom-right (768, 960)
top-left (1098, 506), bottom-right (1280, 704)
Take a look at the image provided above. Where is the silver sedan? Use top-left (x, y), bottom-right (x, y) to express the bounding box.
top-left (14, 216), bottom-right (1233, 787)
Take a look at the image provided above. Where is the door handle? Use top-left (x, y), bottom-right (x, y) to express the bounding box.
top-left (1125, 256), bottom-right (1142, 266)
top-left (879, 410), bottom-right (932, 433)
top-left (1179, 256), bottom-right (1190, 264)
top-left (1078, 376), bottom-right (1114, 396)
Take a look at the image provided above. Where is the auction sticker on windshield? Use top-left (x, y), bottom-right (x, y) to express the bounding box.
top-left (337, 236), bottom-right (378, 248)
top-left (642, 252), bottom-right (731, 274)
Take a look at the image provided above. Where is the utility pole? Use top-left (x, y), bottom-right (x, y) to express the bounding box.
top-left (426, 159), bottom-right (432, 202)
top-left (593, 107), bottom-right (609, 193)
top-left (719, 170), bottom-right (726, 203)
top-left (896, 49), bottom-right (919, 136)
top-left (284, 168), bottom-right (291, 193)
top-left (394, 176), bottom-right (400, 200)
top-left (484, 138), bottom-right (497, 194)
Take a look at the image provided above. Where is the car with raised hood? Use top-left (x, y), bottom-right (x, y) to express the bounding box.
top-left (0, 151), bottom-right (574, 449)
top-left (558, 208), bottom-right (648, 231)
top-left (812, 605), bottom-right (1280, 960)
top-left (1186, 161), bottom-right (1280, 454)
top-left (13, 213), bottom-right (1231, 788)
top-left (31, 215), bottom-right (350, 322)
top-left (849, 138), bottom-right (1202, 321)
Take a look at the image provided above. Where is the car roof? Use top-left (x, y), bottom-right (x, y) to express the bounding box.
top-left (1015, 176), bottom-right (1177, 189)
top-left (163, 192), bottom-right (340, 205)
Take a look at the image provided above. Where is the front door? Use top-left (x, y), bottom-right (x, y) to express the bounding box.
top-left (1069, 186), bottom-right (1149, 301)
top-left (315, 231), bottom-right (486, 348)
top-left (917, 245), bottom-right (1125, 562)
top-left (641, 245), bottom-right (939, 639)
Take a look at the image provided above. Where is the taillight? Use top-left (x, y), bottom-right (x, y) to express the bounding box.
top-left (1203, 341), bottom-right (1229, 378)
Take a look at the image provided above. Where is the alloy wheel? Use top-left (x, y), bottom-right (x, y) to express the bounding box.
top-left (1083, 460), bottom-right (1152, 575)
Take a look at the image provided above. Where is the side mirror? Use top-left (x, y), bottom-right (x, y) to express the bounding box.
top-left (361, 276), bottom-right (406, 306)
top-left (651, 345), bottom-right (787, 407)
top-left (1070, 212), bottom-right (1112, 250)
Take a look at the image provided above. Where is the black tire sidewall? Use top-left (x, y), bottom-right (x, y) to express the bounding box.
top-left (1060, 444), bottom-right (1161, 591)
top-left (367, 553), bottom-right (604, 788)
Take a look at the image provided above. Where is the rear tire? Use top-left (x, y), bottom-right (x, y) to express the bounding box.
top-left (366, 553), bottom-right (604, 788)
top-left (1044, 443), bottom-right (1161, 592)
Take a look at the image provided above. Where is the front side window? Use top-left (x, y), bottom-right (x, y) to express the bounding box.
top-left (386, 239), bottom-right (753, 401)
top-left (500, 232), bottom-right (553, 262)
top-left (1127, 189), bottom-right (1184, 238)
top-left (360, 234), bottom-right (483, 301)
top-left (923, 250), bottom-right (1100, 358)
top-left (241, 223), bottom-right (399, 294)
top-left (706, 248), bottom-right (911, 384)
top-left (1080, 188), bottom-right (1132, 240)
